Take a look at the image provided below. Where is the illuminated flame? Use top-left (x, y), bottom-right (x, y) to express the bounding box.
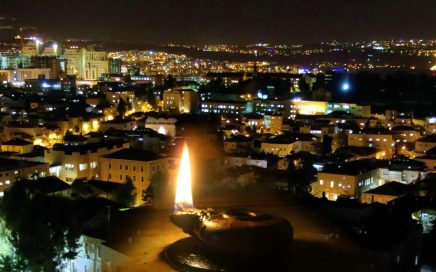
top-left (174, 143), bottom-right (194, 210)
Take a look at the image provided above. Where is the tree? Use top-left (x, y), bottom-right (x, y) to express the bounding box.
top-left (0, 180), bottom-right (81, 271)
top-left (115, 178), bottom-right (136, 207)
top-left (116, 98), bottom-right (127, 117)
top-left (287, 158), bottom-right (317, 198)
top-left (164, 75), bottom-right (176, 89)
top-left (144, 171), bottom-right (168, 204)
top-left (146, 91), bottom-right (157, 109)
top-left (321, 135), bottom-right (333, 156)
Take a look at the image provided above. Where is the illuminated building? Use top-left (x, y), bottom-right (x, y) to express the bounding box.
top-left (263, 114), bottom-right (283, 134)
top-left (66, 115), bottom-right (103, 135)
top-left (293, 100), bottom-right (327, 115)
top-left (392, 125), bottom-right (421, 143)
top-left (0, 68), bottom-right (51, 85)
top-left (415, 135), bottom-right (436, 154)
top-left (348, 129), bottom-right (394, 158)
top-left (104, 90), bottom-right (135, 105)
top-left (3, 122), bottom-right (47, 143)
top-left (65, 46), bottom-right (109, 80)
top-left (99, 119), bottom-right (136, 132)
top-left (21, 44), bottom-right (38, 57)
top-left (0, 158), bottom-right (49, 197)
top-left (0, 54), bottom-right (31, 69)
top-left (223, 135), bottom-right (253, 154)
top-left (44, 140), bottom-right (129, 183)
top-left (260, 134), bottom-right (319, 157)
top-left (415, 154), bottom-right (436, 171)
top-left (312, 159), bottom-right (425, 201)
top-left (163, 88), bottom-right (199, 113)
top-left (242, 114), bottom-right (264, 131)
top-left (24, 78), bottom-right (62, 91)
top-left (109, 58), bottom-right (122, 74)
top-left (291, 100), bottom-right (371, 117)
top-left (64, 235), bottom-right (130, 272)
top-left (1, 138), bottom-right (33, 154)
top-left (248, 99), bottom-right (291, 117)
top-left (30, 55), bottom-right (66, 79)
top-left (424, 116), bottom-right (436, 134)
top-left (361, 182), bottom-right (409, 204)
top-left (200, 100), bottom-right (245, 115)
top-left (145, 117), bottom-right (177, 137)
top-left (99, 148), bottom-right (169, 205)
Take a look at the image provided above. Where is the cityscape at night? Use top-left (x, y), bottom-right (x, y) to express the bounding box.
top-left (0, 1), bottom-right (435, 271)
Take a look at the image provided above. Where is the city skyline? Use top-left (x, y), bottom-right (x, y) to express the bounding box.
top-left (2, 0), bottom-right (436, 44)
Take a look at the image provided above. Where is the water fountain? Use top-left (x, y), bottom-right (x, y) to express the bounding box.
top-left (165, 144), bottom-right (294, 271)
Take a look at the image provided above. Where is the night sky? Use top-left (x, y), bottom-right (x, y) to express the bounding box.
top-left (2, 0), bottom-right (436, 44)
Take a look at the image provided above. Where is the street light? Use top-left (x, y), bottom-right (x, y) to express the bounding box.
top-left (35, 39), bottom-right (42, 55)
top-left (52, 43), bottom-right (58, 56)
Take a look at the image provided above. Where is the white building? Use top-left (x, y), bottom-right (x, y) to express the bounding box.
top-left (0, 68), bottom-right (51, 84)
top-left (65, 47), bottom-right (108, 80)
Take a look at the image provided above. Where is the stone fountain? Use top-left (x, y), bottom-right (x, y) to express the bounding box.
top-left (165, 144), bottom-right (293, 271)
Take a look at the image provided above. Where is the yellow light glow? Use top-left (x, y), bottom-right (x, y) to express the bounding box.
top-left (174, 143), bottom-right (194, 210)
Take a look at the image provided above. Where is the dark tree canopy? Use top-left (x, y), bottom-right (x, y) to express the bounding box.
top-left (0, 180), bottom-right (81, 271)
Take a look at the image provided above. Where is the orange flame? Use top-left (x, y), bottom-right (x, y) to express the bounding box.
top-left (174, 143), bottom-right (194, 210)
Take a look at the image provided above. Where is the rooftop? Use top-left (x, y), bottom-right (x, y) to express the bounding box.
top-left (1, 138), bottom-right (33, 146)
top-left (51, 140), bottom-right (127, 154)
top-left (321, 159), bottom-right (389, 176)
top-left (0, 158), bottom-right (48, 172)
top-left (417, 134), bottom-right (436, 143)
top-left (363, 182), bottom-right (409, 196)
top-left (103, 148), bottom-right (164, 162)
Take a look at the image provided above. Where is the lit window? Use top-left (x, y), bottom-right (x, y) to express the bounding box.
top-left (319, 180), bottom-right (324, 185)
top-left (0, 191), bottom-right (4, 197)
top-left (79, 164), bottom-right (88, 171)
top-left (5, 180), bottom-right (10, 185)
top-left (330, 181), bottom-right (334, 188)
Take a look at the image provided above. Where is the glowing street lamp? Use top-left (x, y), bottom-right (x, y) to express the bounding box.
top-left (52, 43), bottom-right (58, 56)
top-left (35, 39), bottom-right (42, 55)
top-left (341, 81), bottom-right (350, 92)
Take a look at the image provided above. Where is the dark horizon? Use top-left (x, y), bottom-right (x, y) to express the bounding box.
top-left (1, 0), bottom-right (435, 45)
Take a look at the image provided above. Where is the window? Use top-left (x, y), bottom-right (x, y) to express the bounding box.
top-left (65, 164), bottom-right (74, 171)
top-left (141, 177), bottom-right (144, 182)
top-left (109, 163), bottom-right (111, 169)
top-left (79, 163), bottom-right (88, 171)
top-left (133, 166), bottom-right (136, 171)
top-left (120, 175), bottom-right (122, 180)
top-left (109, 173), bottom-right (112, 179)
top-left (0, 191), bottom-right (4, 197)
top-left (125, 165), bottom-right (128, 170)
top-left (90, 161), bottom-right (97, 169)
top-left (120, 165), bottom-right (122, 170)
top-left (141, 166), bottom-right (144, 172)
top-left (5, 180), bottom-right (10, 185)
top-left (330, 181), bottom-right (334, 188)
top-left (319, 180), bottom-right (324, 185)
